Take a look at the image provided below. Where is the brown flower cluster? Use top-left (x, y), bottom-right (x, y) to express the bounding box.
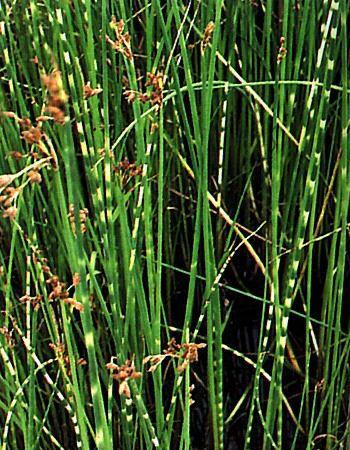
top-left (0, 182), bottom-right (20, 221)
top-left (27, 246), bottom-right (83, 312)
top-left (0, 326), bottom-right (14, 348)
top-left (68, 204), bottom-right (89, 234)
top-left (107, 18), bottom-right (133, 61)
top-left (106, 359), bottom-right (142, 398)
top-left (0, 164), bottom-right (43, 221)
top-left (145, 72), bottom-right (164, 106)
top-left (2, 113), bottom-right (39, 145)
top-left (3, 113), bottom-right (57, 168)
top-left (124, 72), bottom-right (164, 107)
top-left (5, 113), bottom-right (58, 172)
top-left (0, 174), bottom-right (14, 188)
top-left (31, 247), bottom-right (51, 274)
top-left (19, 117), bottom-right (50, 160)
top-left (164, 337), bottom-right (182, 355)
top-left (21, 118), bottom-right (58, 167)
top-left (277, 37), bottom-right (287, 64)
top-left (113, 157), bottom-right (142, 177)
top-left (49, 341), bottom-right (87, 376)
top-left (28, 169), bottom-right (42, 184)
top-left (9, 151), bottom-right (23, 161)
top-left (143, 338), bottom-right (206, 374)
top-left (19, 294), bottom-right (43, 311)
top-left (201, 21), bottom-right (215, 54)
top-left (83, 82), bottom-right (103, 100)
top-left (123, 89), bottom-right (138, 103)
top-left (46, 275), bottom-right (84, 312)
top-left (178, 342), bottom-right (207, 373)
top-left (46, 275), bottom-right (68, 300)
top-left (20, 120), bottom-right (43, 145)
top-left (42, 70), bottom-right (68, 124)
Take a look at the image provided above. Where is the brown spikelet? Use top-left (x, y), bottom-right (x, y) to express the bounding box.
top-left (83, 83), bottom-right (103, 99)
top-left (28, 170), bottom-right (42, 185)
top-left (42, 70), bottom-right (68, 124)
top-left (201, 21), bottom-right (215, 54)
top-left (2, 206), bottom-right (18, 221)
top-left (107, 17), bottom-right (133, 61)
top-left (22, 126), bottom-right (42, 145)
top-left (0, 175), bottom-right (14, 188)
top-left (106, 358), bottom-right (141, 398)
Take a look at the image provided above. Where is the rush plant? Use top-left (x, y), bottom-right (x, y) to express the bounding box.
top-left (0, 1), bottom-right (348, 449)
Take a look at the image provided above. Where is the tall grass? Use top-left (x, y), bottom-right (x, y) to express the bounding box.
top-left (0, 1), bottom-right (349, 449)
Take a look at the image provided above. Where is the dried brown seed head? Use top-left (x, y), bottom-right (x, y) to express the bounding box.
top-left (77, 358), bottom-right (87, 367)
top-left (2, 206), bottom-right (18, 221)
top-left (63, 297), bottom-right (84, 312)
top-left (201, 21), bottom-right (215, 54)
top-left (0, 175), bottom-right (14, 188)
top-left (106, 362), bottom-right (119, 371)
top-left (107, 358), bottom-right (141, 397)
top-left (45, 106), bottom-right (65, 125)
top-left (144, 72), bottom-right (164, 106)
top-left (107, 17), bottom-right (133, 60)
top-left (119, 380), bottom-right (131, 398)
top-left (22, 126), bottom-right (42, 145)
top-left (9, 151), bottom-right (23, 160)
top-left (28, 170), bottom-right (42, 184)
top-left (42, 70), bottom-right (68, 124)
top-left (83, 83), bottom-right (103, 99)
top-left (18, 117), bottom-right (32, 128)
top-left (0, 326), bottom-right (14, 348)
top-left (124, 90), bottom-right (138, 103)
